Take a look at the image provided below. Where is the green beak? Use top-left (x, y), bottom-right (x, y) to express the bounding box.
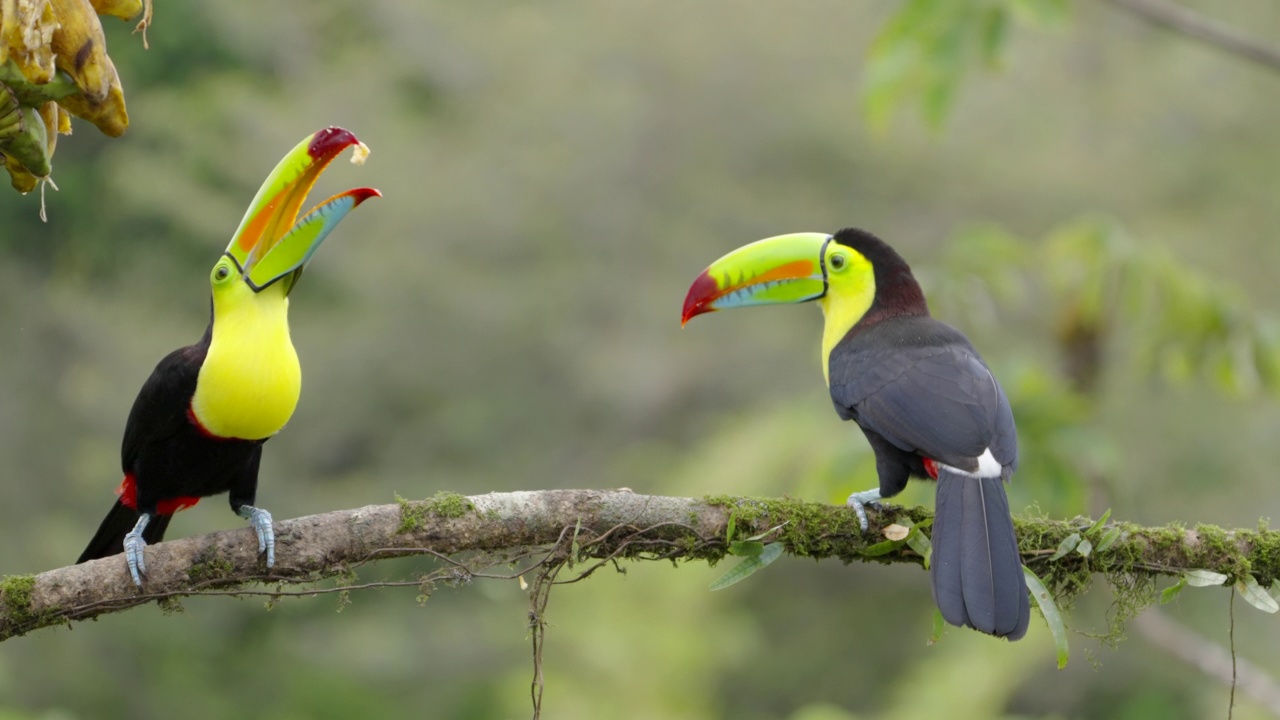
top-left (225, 126), bottom-right (380, 293)
top-left (681, 232), bottom-right (832, 325)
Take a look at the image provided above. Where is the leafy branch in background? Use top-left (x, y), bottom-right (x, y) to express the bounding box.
top-left (924, 215), bottom-right (1280, 516)
top-left (865, 0), bottom-right (1280, 131)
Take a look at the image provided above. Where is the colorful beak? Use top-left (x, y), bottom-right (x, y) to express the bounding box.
top-left (226, 126), bottom-right (380, 293)
top-left (681, 232), bottom-right (832, 325)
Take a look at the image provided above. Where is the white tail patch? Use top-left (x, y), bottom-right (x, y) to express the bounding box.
top-left (939, 448), bottom-right (1002, 478)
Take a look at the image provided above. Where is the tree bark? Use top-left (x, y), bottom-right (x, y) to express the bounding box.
top-left (2, 489), bottom-right (1275, 640)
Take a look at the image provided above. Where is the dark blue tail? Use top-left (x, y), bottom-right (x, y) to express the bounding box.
top-left (931, 470), bottom-right (1030, 640)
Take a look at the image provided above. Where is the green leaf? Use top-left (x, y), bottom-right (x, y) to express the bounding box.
top-left (1095, 526), bottom-right (1122, 553)
top-left (729, 540), bottom-right (765, 558)
top-left (1236, 576), bottom-right (1279, 613)
top-left (710, 542), bottom-right (785, 591)
top-left (1185, 569), bottom-right (1229, 587)
top-left (906, 523), bottom-right (933, 570)
top-left (860, 538), bottom-right (907, 557)
top-left (1023, 566), bottom-right (1069, 669)
top-left (1049, 533), bottom-right (1081, 561)
top-left (1160, 578), bottom-right (1186, 605)
top-left (1085, 508), bottom-right (1112, 537)
top-left (1075, 537), bottom-right (1093, 559)
top-left (929, 608), bottom-right (946, 645)
top-left (725, 510), bottom-right (737, 543)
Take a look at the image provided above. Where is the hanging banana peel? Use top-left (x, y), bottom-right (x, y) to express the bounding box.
top-left (0, 0), bottom-right (151, 194)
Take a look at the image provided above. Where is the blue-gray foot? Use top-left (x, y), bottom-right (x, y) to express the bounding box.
top-left (845, 488), bottom-right (883, 533)
top-left (122, 513), bottom-right (152, 586)
top-left (237, 505), bottom-right (275, 568)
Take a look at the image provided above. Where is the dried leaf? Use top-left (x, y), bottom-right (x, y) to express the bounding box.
top-left (883, 524), bottom-right (910, 541)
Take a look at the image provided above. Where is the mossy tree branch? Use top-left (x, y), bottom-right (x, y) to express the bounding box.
top-left (1, 489), bottom-right (1276, 641)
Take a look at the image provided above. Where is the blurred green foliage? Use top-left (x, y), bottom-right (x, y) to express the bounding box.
top-left (1, 1), bottom-right (1280, 718)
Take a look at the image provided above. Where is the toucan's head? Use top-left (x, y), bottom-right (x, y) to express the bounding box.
top-left (682, 228), bottom-right (929, 323)
top-left (210, 127), bottom-right (380, 306)
top-left (681, 228), bottom-right (928, 376)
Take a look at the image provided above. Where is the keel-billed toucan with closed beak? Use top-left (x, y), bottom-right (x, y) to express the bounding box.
top-left (77, 127), bottom-right (379, 585)
top-left (682, 228), bottom-right (1030, 640)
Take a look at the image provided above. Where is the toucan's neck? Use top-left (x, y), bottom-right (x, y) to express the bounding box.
top-left (864, 263), bottom-right (929, 324)
top-left (190, 281), bottom-right (301, 440)
top-left (819, 229), bottom-right (931, 384)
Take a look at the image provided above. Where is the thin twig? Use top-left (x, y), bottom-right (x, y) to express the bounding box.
top-left (1134, 611), bottom-right (1280, 718)
top-left (1101, 0), bottom-right (1280, 72)
top-left (1229, 589), bottom-right (1237, 720)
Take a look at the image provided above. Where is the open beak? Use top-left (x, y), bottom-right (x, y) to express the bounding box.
top-left (226, 126), bottom-right (381, 293)
top-left (681, 232), bottom-right (832, 325)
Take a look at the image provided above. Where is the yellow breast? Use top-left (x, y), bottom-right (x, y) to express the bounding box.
top-left (818, 252), bottom-right (876, 385)
top-left (191, 281), bottom-right (301, 440)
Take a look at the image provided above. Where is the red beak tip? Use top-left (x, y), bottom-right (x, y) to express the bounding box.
top-left (350, 187), bottom-right (382, 205)
top-left (307, 126), bottom-right (360, 160)
top-left (681, 270), bottom-right (720, 327)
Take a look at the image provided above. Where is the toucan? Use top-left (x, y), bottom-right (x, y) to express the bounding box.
top-left (681, 228), bottom-right (1030, 640)
top-left (76, 127), bottom-right (379, 586)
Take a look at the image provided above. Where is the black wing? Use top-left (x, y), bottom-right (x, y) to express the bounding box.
top-left (828, 317), bottom-right (1017, 475)
top-left (120, 344), bottom-right (206, 474)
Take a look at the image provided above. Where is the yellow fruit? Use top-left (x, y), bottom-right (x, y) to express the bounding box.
top-left (89, 0), bottom-right (141, 21)
top-left (3, 151), bottom-right (39, 193)
top-left (1, 0), bottom-right (58, 85)
top-left (49, 0), bottom-right (111, 102)
top-left (56, 62), bottom-right (126, 137)
top-left (37, 99), bottom-right (55, 159)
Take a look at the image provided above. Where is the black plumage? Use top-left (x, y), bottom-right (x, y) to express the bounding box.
top-left (77, 322), bottom-right (265, 564)
top-left (827, 230), bottom-right (1029, 640)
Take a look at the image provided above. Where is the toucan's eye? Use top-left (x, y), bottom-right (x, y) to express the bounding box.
top-left (829, 253), bottom-right (847, 271)
top-left (213, 265), bottom-right (231, 282)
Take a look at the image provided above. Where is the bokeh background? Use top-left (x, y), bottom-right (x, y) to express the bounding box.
top-left (2, 1), bottom-right (1280, 718)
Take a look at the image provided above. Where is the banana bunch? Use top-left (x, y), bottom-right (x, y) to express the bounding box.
top-left (0, 0), bottom-right (150, 194)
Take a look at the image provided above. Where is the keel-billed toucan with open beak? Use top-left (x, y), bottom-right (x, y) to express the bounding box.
top-left (77, 127), bottom-right (379, 585)
top-left (682, 228), bottom-right (1030, 640)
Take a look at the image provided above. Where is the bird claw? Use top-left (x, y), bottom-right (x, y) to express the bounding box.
top-left (123, 514), bottom-right (151, 587)
top-left (238, 505), bottom-right (275, 568)
top-left (846, 488), bottom-right (883, 533)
